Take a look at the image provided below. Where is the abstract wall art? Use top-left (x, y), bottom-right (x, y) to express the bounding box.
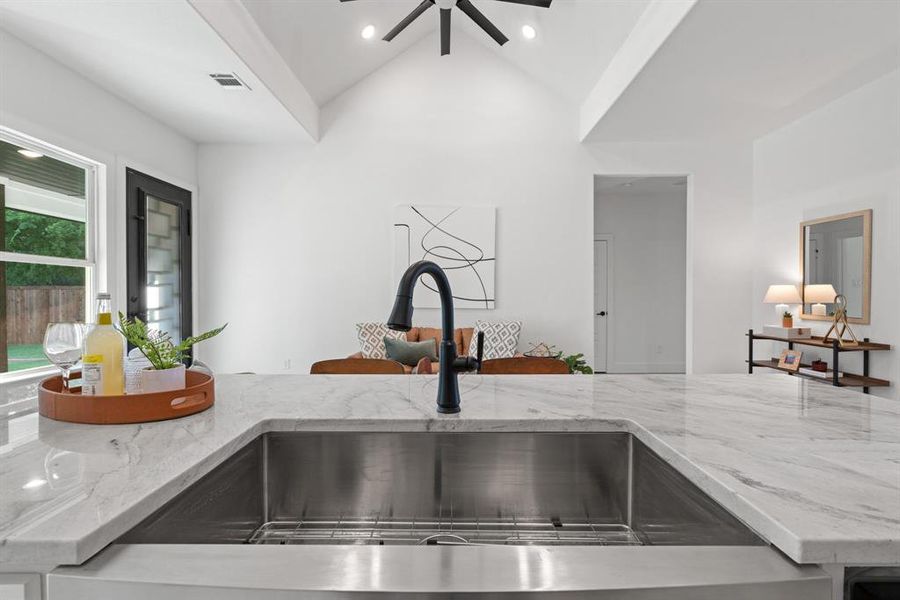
top-left (393, 205), bottom-right (496, 309)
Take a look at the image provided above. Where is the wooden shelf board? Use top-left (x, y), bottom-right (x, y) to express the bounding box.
top-left (748, 334), bottom-right (891, 352)
top-left (750, 359), bottom-right (890, 387)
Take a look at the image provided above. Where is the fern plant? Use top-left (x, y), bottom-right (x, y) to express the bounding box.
top-left (117, 312), bottom-right (227, 370)
top-left (563, 353), bottom-right (594, 375)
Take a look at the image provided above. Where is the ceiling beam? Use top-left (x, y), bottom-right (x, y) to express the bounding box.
top-left (579, 0), bottom-right (696, 142)
top-left (189, 0), bottom-right (320, 142)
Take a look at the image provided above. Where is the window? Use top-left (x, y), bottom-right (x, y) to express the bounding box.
top-left (0, 129), bottom-right (98, 375)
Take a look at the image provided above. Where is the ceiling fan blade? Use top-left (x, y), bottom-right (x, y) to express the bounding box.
top-left (493, 0), bottom-right (552, 7)
top-left (383, 0), bottom-right (435, 42)
top-left (456, 0), bottom-right (508, 46)
top-left (440, 8), bottom-right (451, 55)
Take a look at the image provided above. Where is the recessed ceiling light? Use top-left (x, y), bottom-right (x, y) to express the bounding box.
top-left (17, 149), bottom-right (43, 159)
top-left (521, 25), bottom-right (536, 40)
top-left (22, 478), bottom-right (47, 490)
top-left (361, 24), bottom-right (376, 40)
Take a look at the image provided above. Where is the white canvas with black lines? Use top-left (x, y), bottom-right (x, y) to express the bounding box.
top-left (393, 205), bottom-right (496, 309)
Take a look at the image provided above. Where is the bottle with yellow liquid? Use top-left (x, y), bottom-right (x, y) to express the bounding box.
top-left (82, 293), bottom-right (125, 395)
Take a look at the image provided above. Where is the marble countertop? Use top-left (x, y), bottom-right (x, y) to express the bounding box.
top-left (0, 373), bottom-right (898, 570)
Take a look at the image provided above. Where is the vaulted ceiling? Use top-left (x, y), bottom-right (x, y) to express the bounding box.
top-left (0, 0), bottom-right (896, 145)
top-left (585, 0), bottom-right (900, 142)
top-left (0, 0), bottom-right (306, 143)
top-left (241, 0), bottom-right (651, 107)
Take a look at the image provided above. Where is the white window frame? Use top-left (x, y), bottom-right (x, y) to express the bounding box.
top-left (0, 126), bottom-right (102, 383)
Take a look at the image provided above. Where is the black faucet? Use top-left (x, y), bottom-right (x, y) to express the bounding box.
top-left (388, 260), bottom-right (483, 414)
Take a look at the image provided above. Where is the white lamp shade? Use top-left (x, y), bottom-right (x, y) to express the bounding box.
top-left (763, 284), bottom-right (801, 304)
top-left (804, 284), bottom-right (837, 304)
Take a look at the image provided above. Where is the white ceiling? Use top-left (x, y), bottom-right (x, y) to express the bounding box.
top-left (2, 0), bottom-right (895, 146)
top-left (0, 0), bottom-right (308, 143)
top-left (585, 0), bottom-right (900, 142)
top-left (242, 0), bottom-right (651, 106)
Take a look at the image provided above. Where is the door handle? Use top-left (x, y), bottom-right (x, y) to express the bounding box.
top-left (596, 311), bottom-right (607, 317)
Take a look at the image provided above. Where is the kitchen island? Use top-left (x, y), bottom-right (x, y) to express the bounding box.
top-left (1, 373), bottom-right (898, 598)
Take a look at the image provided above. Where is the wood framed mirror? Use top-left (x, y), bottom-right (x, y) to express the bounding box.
top-left (799, 209), bottom-right (872, 324)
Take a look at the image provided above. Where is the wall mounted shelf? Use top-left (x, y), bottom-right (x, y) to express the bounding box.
top-left (747, 330), bottom-right (891, 393)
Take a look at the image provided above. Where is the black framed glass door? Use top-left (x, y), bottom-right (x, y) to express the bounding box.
top-left (126, 168), bottom-right (192, 344)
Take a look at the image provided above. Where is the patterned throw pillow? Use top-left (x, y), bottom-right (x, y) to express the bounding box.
top-left (469, 320), bottom-right (522, 360)
top-left (356, 322), bottom-right (404, 359)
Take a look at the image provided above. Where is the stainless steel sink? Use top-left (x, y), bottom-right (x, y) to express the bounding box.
top-left (119, 432), bottom-right (763, 547)
top-left (50, 432), bottom-right (829, 599)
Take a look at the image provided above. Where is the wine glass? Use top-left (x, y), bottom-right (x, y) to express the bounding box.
top-left (43, 323), bottom-right (86, 391)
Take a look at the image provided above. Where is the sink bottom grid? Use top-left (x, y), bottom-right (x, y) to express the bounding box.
top-left (247, 516), bottom-right (644, 546)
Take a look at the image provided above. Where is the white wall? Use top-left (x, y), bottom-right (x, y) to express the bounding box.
top-left (198, 31), bottom-right (757, 376)
top-left (752, 70), bottom-right (900, 399)
top-left (585, 142), bottom-right (755, 374)
top-left (198, 33), bottom-right (599, 374)
top-left (594, 178), bottom-right (687, 373)
top-left (0, 30), bottom-right (197, 324)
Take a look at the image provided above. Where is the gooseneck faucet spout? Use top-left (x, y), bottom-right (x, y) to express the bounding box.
top-left (388, 260), bottom-right (481, 414)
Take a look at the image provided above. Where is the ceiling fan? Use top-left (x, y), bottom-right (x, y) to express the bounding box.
top-left (340, 0), bottom-right (552, 56)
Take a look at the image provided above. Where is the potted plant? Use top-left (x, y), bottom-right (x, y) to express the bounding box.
top-left (782, 310), bottom-right (794, 328)
top-left (563, 353), bottom-right (594, 375)
top-left (117, 313), bottom-right (227, 393)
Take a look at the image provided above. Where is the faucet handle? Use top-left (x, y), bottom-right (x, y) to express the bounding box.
top-left (452, 332), bottom-right (485, 373)
top-left (475, 331), bottom-right (484, 372)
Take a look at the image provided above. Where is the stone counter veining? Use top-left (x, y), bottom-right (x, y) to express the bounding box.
top-left (0, 373), bottom-right (898, 569)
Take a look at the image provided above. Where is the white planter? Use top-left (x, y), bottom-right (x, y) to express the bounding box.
top-left (140, 364), bottom-right (186, 393)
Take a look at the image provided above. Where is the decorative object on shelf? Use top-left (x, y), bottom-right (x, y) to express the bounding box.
top-left (811, 360), bottom-right (827, 372)
top-left (762, 325), bottom-right (811, 339)
top-left (804, 284), bottom-right (837, 317)
top-left (522, 341), bottom-right (563, 359)
top-left (117, 313), bottom-right (227, 393)
top-left (821, 294), bottom-right (859, 347)
top-left (394, 205), bottom-right (496, 309)
top-left (782, 311), bottom-right (793, 328)
top-left (799, 367), bottom-right (842, 380)
top-left (38, 370), bottom-right (215, 424)
top-left (800, 209), bottom-right (872, 324)
top-left (763, 284), bottom-right (801, 321)
top-left (778, 349), bottom-right (803, 371)
top-left (562, 353), bottom-right (593, 375)
top-left (747, 329), bottom-right (891, 393)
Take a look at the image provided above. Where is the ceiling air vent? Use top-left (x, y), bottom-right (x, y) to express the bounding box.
top-left (209, 73), bottom-right (251, 90)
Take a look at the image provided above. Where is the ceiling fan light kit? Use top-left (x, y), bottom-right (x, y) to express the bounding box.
top-left (340, 0), bottom-right (551, 55)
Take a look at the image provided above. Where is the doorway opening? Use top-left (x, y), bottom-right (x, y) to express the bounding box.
top-left (593, 176), bottom-right (687, 374)
top-left (126, 168), bottom-right (192, 345)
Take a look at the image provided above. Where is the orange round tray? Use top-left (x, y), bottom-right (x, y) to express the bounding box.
top-left (38, 370), bottom-right (214, 424)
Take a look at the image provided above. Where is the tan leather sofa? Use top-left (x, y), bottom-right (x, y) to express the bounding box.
top-left (349, 326), bottom-right (475, 374)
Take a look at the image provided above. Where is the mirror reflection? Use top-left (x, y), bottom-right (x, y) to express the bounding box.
top-left (801, 210), bottom-right (871, 323)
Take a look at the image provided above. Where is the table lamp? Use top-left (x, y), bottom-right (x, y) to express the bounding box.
top-left (763, 284), bottom-right (801, 321)
top-left (804, 284), bottom-right (837, 316)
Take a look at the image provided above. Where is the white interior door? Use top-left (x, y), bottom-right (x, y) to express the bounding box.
top-left (594, 240), bottom-right (608, 373)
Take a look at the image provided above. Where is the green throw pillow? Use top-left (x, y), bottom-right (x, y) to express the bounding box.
top-left (384, 337), bottom-right (438, 367)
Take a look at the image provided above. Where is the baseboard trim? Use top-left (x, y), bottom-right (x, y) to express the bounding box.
top-left (607, 362), bottom-right (685, 374)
